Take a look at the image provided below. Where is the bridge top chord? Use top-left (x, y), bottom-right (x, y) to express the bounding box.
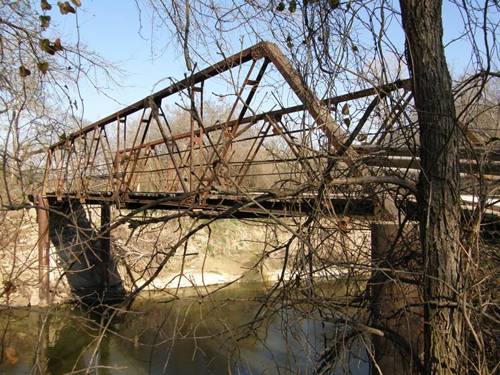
top-left (34, 42), bottom-right (500, 218)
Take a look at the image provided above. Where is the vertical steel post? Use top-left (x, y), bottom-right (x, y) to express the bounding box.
top-left (189, 87), bottom-right (194, 192)
top-left (100, 203), bottom-right (111, 290)
top-left (36, 195), bottom-right (50, 305)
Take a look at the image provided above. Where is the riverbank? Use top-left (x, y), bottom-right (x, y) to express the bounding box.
top-left (0, 208), bottom-right (370, 306)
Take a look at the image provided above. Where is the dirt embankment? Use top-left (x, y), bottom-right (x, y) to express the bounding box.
top-left (112, 216), bottom-right (294, 292)
top-left (0, 209), bottom-right (293, 306)
top-left (0, 207), bottom-right (371, 306)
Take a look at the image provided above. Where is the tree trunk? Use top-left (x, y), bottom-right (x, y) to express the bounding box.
top-left (370, 223), bottom-right (423, 375)
top-left (399, 1), bottom-right (464, 374)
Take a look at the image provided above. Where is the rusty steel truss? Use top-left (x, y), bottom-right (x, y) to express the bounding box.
top-left (36, 42), bottom-right (499, 218)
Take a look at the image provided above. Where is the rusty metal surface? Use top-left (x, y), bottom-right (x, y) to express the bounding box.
top-left (35, 42), bottom-right (498, 215)
top-left (36, 195), bottom-right (50, 305)
top-left (42, 191), bottom-right (381, 218)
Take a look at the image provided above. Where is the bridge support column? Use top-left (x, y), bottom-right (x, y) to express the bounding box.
top-left (36, 195), bottom-right (50, 305)
top-left (48, 200), bottom-right (125, 306)
top-left (369, 223), bottom-right (422, 374)
top-left (99, 204), bottom-right (111, 292)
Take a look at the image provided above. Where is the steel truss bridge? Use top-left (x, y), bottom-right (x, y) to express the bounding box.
top-left (32, 42), bottom-right (499, 219)
top-left (28, 41), bottom-right (499, 305)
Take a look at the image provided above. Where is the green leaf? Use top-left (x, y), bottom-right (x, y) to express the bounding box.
top-left (37, 61), bottom-right (49, 74)
top-left (342, 103), bottom-right (350, 116)
top-left (41, 0), bottom-right (52, 11)
top-left (329, 0), bottom-right (340, 9)
top-left (39, 15), bottom-right (51, 29)
top-left (53, 38), bottom-right (63, 52)
top-left (19, 65), bottom-right (31, 78)
top-left (57, 1), bottom-right (76, 15)
top-left (39, 38), bottom-right (55, 55)
top-left (39, 38), bottom-right (63, 55)
top-left (276, 2), bottom-right (285, 11)
top-left (288, 0), bottom-right (297, 12)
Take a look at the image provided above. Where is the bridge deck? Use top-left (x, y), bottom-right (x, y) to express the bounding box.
top-left (41, 191), bottom-right (378, 218)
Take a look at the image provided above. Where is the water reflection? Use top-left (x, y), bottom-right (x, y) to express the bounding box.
top-left (0, 284), bottom-right (369, 374)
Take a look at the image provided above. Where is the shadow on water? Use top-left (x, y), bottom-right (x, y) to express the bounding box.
top-left (0, 283), bottom-right (369, 374)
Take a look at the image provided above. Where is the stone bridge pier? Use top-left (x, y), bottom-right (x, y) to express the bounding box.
top-left (36, 197), bottom-right (125, 306)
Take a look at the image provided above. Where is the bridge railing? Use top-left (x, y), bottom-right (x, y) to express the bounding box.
top-left (37, 42), bottom-right (498, 208)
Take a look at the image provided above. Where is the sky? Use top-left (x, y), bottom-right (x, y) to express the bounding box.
top-left (50, 0), bottom-right (186, 120)
top-left (48, 0), bottom-right (498, 124)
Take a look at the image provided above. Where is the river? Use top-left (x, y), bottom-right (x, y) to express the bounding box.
top-left (0, 283), bottom-right (369, 374)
